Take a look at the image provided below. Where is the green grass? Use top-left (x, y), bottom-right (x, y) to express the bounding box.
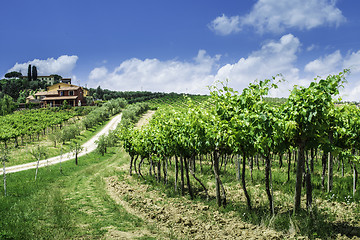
top-left (0, 148), bottom-right (157, 239)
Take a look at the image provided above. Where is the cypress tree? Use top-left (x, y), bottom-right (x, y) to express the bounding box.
top-left (28, 64), bottom-right (32, 81)
top-left (32, 66), bottom-right (37, 81)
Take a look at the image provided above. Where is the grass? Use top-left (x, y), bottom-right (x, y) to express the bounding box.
top-left (0, 148), bottom-right (159, 239)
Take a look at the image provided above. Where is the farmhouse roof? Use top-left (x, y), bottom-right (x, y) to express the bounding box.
top-left (35, 91), bottom-right (58, 96)
top-left (57, 86), bottom-right (80, 91)
top-left (42, 96), bottom-right (78, 101)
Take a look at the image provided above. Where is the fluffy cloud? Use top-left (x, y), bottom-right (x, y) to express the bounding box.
top-left (8, 55), bottom-right (78, 77)
top-left (304, 50), bottom-right (360, 100)
top-left (88, 35), bottom-right (360, 101)
top-left (305, 50), bottom-right (360, 75)
top-left (88, 50), bottom-right (220, 94)
top-left (344, 50), bottom-right (360, 73)
top-left (306, 44), bottom-right (317, 52)
top-left (215, 34), bottom-right (303, 97)
top-left (209, 0), bottom-right (345, 35)
top-left (304, 50), bottom-right (343, 75)
top-left (88, 35), bottom-right (309, 98)
top-left (208, 14), bottom-right (241, 36)
top-left (89, 35), bottom-right (305, 98)
top-left (242, 0), bottom-right (345, 33)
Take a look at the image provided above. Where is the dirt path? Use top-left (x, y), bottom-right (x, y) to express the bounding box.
top-left (62, 152), bottom-right (159, 239)
top-left (0, 113), bottom-right (122, 175)
top-left (135, 110), bottom-right (156, 128)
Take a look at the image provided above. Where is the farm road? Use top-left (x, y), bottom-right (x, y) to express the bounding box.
top-left (0, 113), bottom-right (122, 175)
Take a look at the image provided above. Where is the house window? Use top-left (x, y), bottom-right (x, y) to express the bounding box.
top-left (60, 91), bottom-right (64, 96)
top-left (69, 91), bottom-right (74, 96)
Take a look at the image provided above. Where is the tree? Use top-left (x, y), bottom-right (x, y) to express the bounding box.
top-left (95, 135), bottom-right (108, 156)
top-left (32, 66), bottom-right (37, 81)
top-left (96, 86), bottom-right (103, 100)
top-left (0, 147), bottom-right (9, 196)
top-left (4, 71), bottom-right (22, 79)
top-left (29, 146), bottom-right (47, 181)
top-left (85, 96), bottom-right (94, 106)
top-left (28, 64), bottom-right (32, 81)
top-left (70, 140), bottom-right (83, 165)
top-left (50, 74), bottom-right (62, 81)
top-left (0, 95), bottom-right (17, 116)
top-left (48, 130), bottom-right (62, 147)
top-left (103, 94), bottom-right (111, 101)
top-left (61, 100), bottom-right (70, 109)
top-left (17, 90), bottom-right (28, 104)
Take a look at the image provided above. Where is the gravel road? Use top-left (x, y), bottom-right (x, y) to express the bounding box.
top-left (0, 113), bottom-right (122, 175)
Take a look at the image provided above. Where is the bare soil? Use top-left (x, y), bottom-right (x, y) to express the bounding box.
top-left (106, 175), bottom-right (289, 240)
top-left (135, 110), bottom-right (156, 128)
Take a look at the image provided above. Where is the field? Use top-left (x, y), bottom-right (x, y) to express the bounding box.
top-left (1, 84), bottom-right (360, 239)
top-left (1, 125), bottom-right (359, 239)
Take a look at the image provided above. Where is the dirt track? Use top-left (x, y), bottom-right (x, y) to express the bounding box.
top-left (0, 113), bottom-right (122, 175)
top-left (106, 175), bottom-right (289, 240)
top-left (135, 110), bottom-right (156, 128)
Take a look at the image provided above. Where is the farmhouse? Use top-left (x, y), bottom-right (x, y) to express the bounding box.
top-left (21, 75), bottom-right (72, 85)
top-left (35, 83), bottom-right (89, 107)
top-left (37, 76), bottom-right (56, 85)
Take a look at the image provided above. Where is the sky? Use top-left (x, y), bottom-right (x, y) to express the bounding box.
top-left (1, 0), bottom-right (360, 100)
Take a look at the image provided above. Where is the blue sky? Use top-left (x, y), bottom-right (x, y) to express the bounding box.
top-left (1, 0), bottom-right (360, 100)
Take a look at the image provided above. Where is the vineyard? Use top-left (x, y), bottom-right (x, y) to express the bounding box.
top-left (0, 98), bottom-right (127, 168)
top-left (0, 108), bottom-right (76, 144)
top-left (0, 72), bottom-right (360, 239)
top-left (147, 93), bottom-right (209, 109)
top-left (117, 70), bottom-right (360, 238)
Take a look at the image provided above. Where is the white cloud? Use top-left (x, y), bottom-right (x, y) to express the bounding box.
top-left (208, 14), bottom-right (241, 35)
top-left (215, 34), bottom-right (303, 96)
top-left (344, 50), bottom-right (360, 73)
top-left (304, 50), bottom-right (343, 75)
top-left (303, 50), bottom-right (360, 101)
top-left (209, 0), bottom-right (345, 35)
top-left (306, 44), bottom-right (317, 52)
top-left (89, 66), bottom-right (108, 80)
top-left (305, 50), bottom-right (360, 75)
top-left (8, 55), bottom-right (78, 77)
top-left (88, 35), bottom-right (307, 98)
top-left (343, 82), bottom-right (360, 101)
top-left (87, 35), bottom-right (360, 101)
top-left (88, 50), bottom-right (220, 94)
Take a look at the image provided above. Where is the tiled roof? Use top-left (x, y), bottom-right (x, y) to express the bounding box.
top-left (35, 91), bottom-right (58, 96)
top-left (57, 87), bottom-right (80, 91)
top-left (43, 96), bottom-right (78, 101)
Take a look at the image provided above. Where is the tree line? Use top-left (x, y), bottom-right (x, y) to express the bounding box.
top-left (89, 86), bottom-right (184, 103)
